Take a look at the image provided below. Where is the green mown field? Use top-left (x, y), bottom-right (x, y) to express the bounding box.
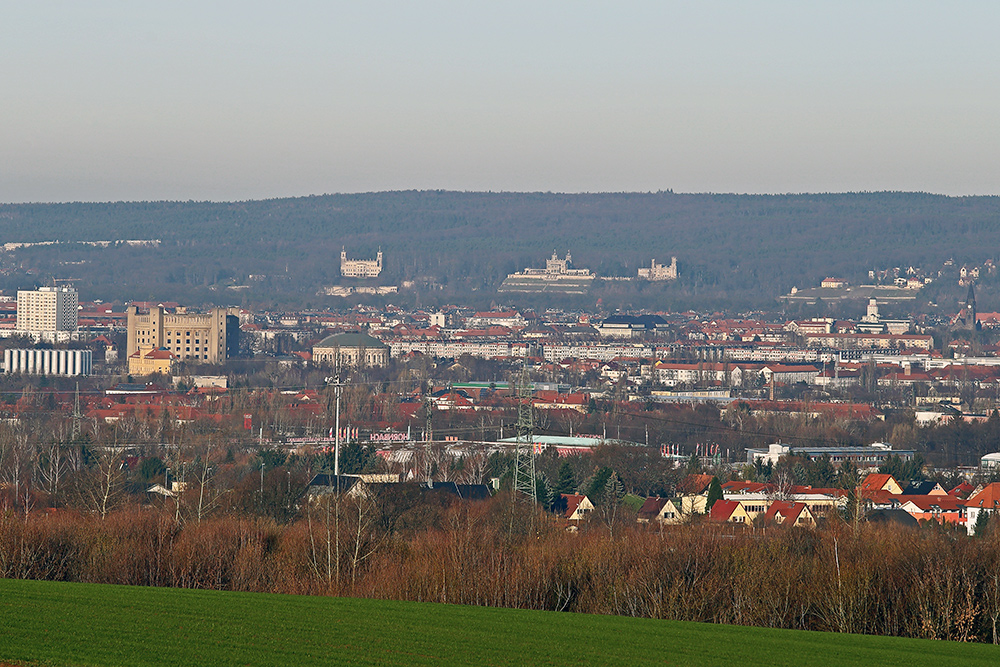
top-left (0, 578), bottom-right (998, 667)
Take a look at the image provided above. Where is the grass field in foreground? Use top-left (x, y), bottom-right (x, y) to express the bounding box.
top-left (1, 579), bottom-right (999, 667)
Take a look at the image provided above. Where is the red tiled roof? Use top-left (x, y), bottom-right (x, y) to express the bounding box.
top-left (896, 495), bottom-right (965, 512)
top-left (967, 482), bottom-right (1000, 508)
top-left (709, 499), bottom-right (740, 521)
top-left (677, 474), bottom-right (714, 495)
top-left (722, 481), bottom-right (772, 494)
top-left (949, 481), bottom-right (974, 498)
top-left (561, 493), bottom-right (587, 519)
top-left (763, 501), bottom-right (808, 524)
top-left (637, 497), bottom-right (669, 520)
top-left (861, 473), bottom-right (897, 493)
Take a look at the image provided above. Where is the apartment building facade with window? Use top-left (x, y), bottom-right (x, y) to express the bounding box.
top-left (16, 286), bottom-right (78, 336)
top-left (126, 305), bottom-right (237, 365)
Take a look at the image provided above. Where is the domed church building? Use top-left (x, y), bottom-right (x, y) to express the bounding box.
top-left (312, 332), bottom-right (389, 368)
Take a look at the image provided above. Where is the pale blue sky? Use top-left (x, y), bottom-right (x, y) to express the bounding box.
top-left (2, 2), bottom-right (998, 202)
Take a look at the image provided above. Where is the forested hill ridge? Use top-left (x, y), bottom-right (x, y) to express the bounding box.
top-left (1, 191), bottom-right (998, 311)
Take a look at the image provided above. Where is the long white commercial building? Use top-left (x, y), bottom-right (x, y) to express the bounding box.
top-left (3, 349), bottom-right (93, 376)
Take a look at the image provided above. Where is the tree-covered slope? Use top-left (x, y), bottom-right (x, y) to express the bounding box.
top-left (0, 191), bottom-right (996, 309)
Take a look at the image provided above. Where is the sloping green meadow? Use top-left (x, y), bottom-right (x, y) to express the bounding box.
top-left (0, 578), bottom-right (998, 667)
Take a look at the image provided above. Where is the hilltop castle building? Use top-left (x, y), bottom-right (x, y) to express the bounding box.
top-left (499, 251), bottom-right (595, 294)
top-left (341, 247), bottom-right (383, 278)
top-left (637, 257), bottom-right (678, 281)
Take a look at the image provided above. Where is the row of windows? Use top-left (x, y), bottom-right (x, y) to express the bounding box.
top-left (137, 329), bottom-right (211, 337)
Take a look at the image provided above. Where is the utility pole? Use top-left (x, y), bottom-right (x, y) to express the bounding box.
top-left (328, 375), bottom-right (346, 477)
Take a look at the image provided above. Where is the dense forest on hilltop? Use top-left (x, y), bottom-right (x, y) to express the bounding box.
top-left (0, 191), bottom-right (997, 310)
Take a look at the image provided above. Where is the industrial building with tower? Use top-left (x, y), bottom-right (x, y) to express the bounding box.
top-left (126, 305), bottom-right (240, 375)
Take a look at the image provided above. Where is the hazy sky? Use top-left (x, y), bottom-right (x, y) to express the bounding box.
top-left (2, 2), bottom-right (999, 202)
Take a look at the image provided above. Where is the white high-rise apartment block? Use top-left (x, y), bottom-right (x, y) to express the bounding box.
top-left (17, 287), bottom-right (79, 337)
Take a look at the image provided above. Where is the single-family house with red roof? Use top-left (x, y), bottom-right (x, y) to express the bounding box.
top-left (676, 473), bottom-right (716, 515)
top-left (964, 482), bottom-right (1000, 534)
top-left (708, 499), bottom-right (751, 524)
top-left (860, 473), bottom-right (903, 496)
top-left (636, 497), bottom-right (681, 524)
top-left (561, 494), bottom-right (595, 521)
top-left (762, 501), bottom-right (815, 527)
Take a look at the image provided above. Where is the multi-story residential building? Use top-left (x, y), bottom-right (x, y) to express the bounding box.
top-left (803, 332), bottom-right (933, 350)
top-left (466, 311), bottom-right (527, 329)
top-left (653, 361), bottom-right (746, 387)
top-left (543, 343), bottom-right (655, 363)
top-left (126, 305), bottom-right (238, 365)
top-left (340, 247), bottom-right (383, 278)
top-left (16, 287), bottom-right (78, 338)
top-left (387, 338), bottom-right (529, 360)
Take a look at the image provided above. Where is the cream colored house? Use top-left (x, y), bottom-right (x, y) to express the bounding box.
top-left (561, 494), bottom-right (595, 521)
top-left (676, 473), bottom-right (715, 515)
top-left (709, 499), bottom-right (752, 523)
top-left (128, 345), bottom-right (177, 376)
top-left (637, 497), bottom-right (682, 524)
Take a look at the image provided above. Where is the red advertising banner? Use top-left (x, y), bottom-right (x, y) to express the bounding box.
top-left (244, 414), bottom-right (252, 430)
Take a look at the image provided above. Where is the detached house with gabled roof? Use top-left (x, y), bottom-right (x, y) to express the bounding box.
top-left (561, 494), bottom-right (595, 521)
top-left (894, 495), bottom-right (966, 526)
top-left (901, 480), bottom-right (947, 496)
top-left (636, 497), bottom-right (681, 525)
top-left (860, 473), bottom-right (903, 495)
top-left (762, 501), bottom-right (815, 527)
top-left (676, 473), bottom-right (716, 515)
top-left (965, 482), bottom-right (1000, 534)
top-left (708, 499), bottom-right (751, 524)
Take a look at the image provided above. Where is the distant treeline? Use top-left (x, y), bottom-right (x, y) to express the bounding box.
top-left (2, 191), bottom-right (1000, 309)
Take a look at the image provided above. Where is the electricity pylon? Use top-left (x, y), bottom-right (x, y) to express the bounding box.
top-left (511, 367), bottom-right (536, 502)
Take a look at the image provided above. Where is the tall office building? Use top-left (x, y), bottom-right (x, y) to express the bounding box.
top-left (16, 287), bottom-right (79, 335)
